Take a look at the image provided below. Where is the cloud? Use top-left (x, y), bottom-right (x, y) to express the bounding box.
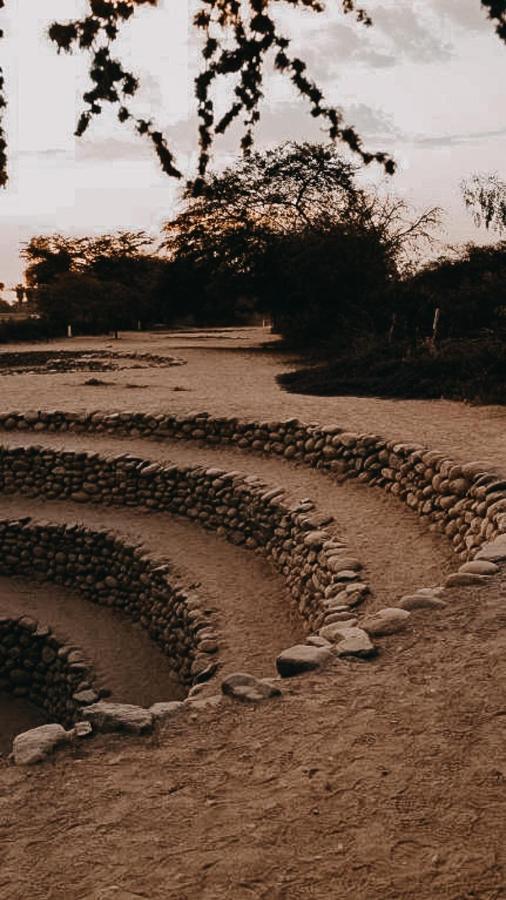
top-left (290, 2), bottom-right (454, 77)
top-left (371, 5), bottom-right (453, 64)
top-left (75, 137), bottom-right (153, 163)
top-left (408, 126), bottom-right (506, 148)
top-left (428, 0), bottom-right (492, 34)
top-left (344, 102), bottom-right (400, 139)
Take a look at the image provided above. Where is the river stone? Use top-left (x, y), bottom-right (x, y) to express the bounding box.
top-left (221, 672), bottom-right (282, 702)
top-left (333, 627), bottom-right (376, 659)
top-left (82, 702), bottom-right (154, 734)
top-left (319, 620), bottom-right (358, 641)
top-left (327, 557), bottom-right (362, 573)
top-left (12, 724), bottom-right (71, 766)
top-left (398, 593), bottom-right (447, 611)
top-left (276, 645), bottom-right (334, 677)
top-left (149, 701), bottom-right (184, 721)
top-left (459, 560), bottom-right (500, 576)
top-left (445, 572), bottom-right (491, 587)
top-left (303, 530), bottom-right (329, 548)
top-left (360, 607), bottom-right (411, 637)
top-left (305, 635), bottom-right (332, 648)
top-left (476, 536), bottom-right (506, 562)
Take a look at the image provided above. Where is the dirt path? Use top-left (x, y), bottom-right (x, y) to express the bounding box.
top-left (1, 573), bottom-right (506, 899)
top-left (1, 328), bottom-right (506, 899)
top-left (2, 328), bottom-right (505, 473)
top-left (0, 430), bottom-right (457, 611)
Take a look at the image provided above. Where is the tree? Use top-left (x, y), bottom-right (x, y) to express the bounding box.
top-left (159, 142), bottom-right (440, 333)
top-left (162, 142), bottom-right (440, 270)
top-left (257, 223), bottom-right (395, 345)
top-left (461, 173), bottom-right (506, 234)
top-left (393, 242), bottom-right (506, 344)
top-left (1, 1), bottom-right (505, 190)
top-left (22, 230), bottom-right (163, 333)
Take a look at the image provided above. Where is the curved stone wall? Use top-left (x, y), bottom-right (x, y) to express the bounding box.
top-left (0, 517), bottom-right (213, 698)
top-left (0, 446), bottom-right (369, 632)
top-left (1, 409), bottom-right (503, 558)
top-left (0, 614), bottom-right (95, 727)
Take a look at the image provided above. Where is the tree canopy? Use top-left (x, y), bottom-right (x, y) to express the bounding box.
top-left (462, 173), bottom-right (506, 234)
top-left (157, 142), bottom-right (440, 335)
top-left (22, 230), bottom-right (163, 332)
top-left (1, 1), bottom-right (506, 190)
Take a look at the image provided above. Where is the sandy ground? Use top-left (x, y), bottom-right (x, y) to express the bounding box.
top-left (1, 328), bottom-right (505, 474)
top-left (0, 328), bottom-right (505, 899)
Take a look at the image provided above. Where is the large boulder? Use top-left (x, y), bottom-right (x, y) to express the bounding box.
top-left (276, 645), bottom-right (333, 678)
top-left (12, 724), bottom-right (72, 766)
top-left (333, 627), bottom-right (376, 659)
top-left (82, 702), bottom-right (153, 734)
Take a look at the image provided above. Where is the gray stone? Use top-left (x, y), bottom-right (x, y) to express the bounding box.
top-left (305, 635), bottom-right (332, 648)
top-left (333, 627), bottom-right (376, 659)
top-left (149, 701), bottom-right (184, 721)
top-left (360, 607), bottom-right (410, 637)
top-left (276, 644), bottom-right (333, 678)
top-left (327, 557), bottom-right (362, 573)
top-left (82, 702), bottom-right (154, 734)
top-left (476, 536), bottom-right (506, 562)
top-left (12, 724), bottom-right (71, 766)
top-left (445, 572), bottom-right (491, 587)
top-left (319, 620), bottom-right (358, 641)
top-left (185, 694), bottom-right (222, 712)
top-left (303, 530), bottom-right (329, 548)
top-left (221, 672), bottom-right (282, 702)
top-left (459, 560), bottom-right (500, 576)
top-left (73, 689), bottom-right (99, 705)
top-left (398, 593), bottom-right (447, 611)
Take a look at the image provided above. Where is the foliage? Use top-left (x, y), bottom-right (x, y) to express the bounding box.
top-left (1, 2), bottom-right (505, 187)
top-left (392, 242), bottom-right (506, 342)
top-left (278, 336), bottom-right (506, 404)
top-left (22, 230), bottom-right (163, 333)
top-left (43, 0), bottom-right (394, 192)
top-left (278, 240), bottom-right (506, 404)
top-left (255, 223), bottom-right (395, 345)
top-left (462, 173), bottom-right (506, 233)
top-left (0, 317), bottom-right (62, 343)
top-left (0, 0), bottom-right (6, 189)
top-left (160, 142), bottom-right (440, 333)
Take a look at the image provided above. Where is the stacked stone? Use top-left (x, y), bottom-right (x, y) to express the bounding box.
top-left (1, 410), bottom-right (503, 560)
top-left (0, 615), bottom-right (95, 727)
top-left (0, 518), bottom-right (211, 688)
top-left (0, 446), bottom-right (368, 632)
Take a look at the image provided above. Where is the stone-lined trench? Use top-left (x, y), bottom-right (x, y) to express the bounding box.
top-left (1, 408), bottom-right (505, 754)
top-left (0, 445), bottom-right (368, 747)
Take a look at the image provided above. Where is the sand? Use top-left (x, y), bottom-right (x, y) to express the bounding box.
top-left (0, 327), bottom-right (505, 899)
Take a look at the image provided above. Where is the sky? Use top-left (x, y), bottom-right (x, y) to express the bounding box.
top-left (0, 0), bottom-right (505, 292)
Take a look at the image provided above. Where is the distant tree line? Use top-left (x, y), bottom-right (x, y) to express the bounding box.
top-left (4, 143), bottom-right (505, 398)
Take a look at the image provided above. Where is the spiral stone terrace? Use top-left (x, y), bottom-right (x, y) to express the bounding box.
top-left (0, 410), bottom-right (505, 558)
top-left (0, 446), bottom-right (370, 633)
top-left (0, 517), bottom-right (213, 704)
top-left (0, 614), bottom-right (95, 727)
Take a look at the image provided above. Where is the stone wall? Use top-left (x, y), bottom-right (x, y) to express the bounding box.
top-left (1, 410), bottom-right (503, 558)
top-left (0, 446), bottom-right (368, 634)
top-left (0, 614), bottom-right (94, 727)
top-left (0, 517), bottom-right (212, 705)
